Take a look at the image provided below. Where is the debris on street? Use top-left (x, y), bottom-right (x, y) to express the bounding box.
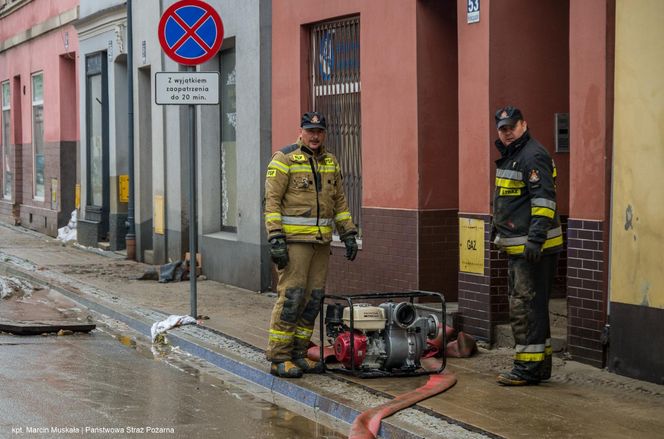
top-left (0, 275), bottom-right (35, 300)
top-left (57, 210), bottom-right (77, 243)
top-left (151, 314), bottom-right (198, 343)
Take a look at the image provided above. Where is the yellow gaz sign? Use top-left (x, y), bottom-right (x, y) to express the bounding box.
top-left (459, 218), bottom-right (485, 274)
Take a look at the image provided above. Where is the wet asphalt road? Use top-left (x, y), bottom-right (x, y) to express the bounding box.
top-left (0, 329), bottom-right (344, 439)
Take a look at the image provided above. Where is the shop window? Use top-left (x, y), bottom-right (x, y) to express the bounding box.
top-left (311, 17), bottom-right (362, 235)
top-left (220, 46), bottom-right (237, 231)
top-left (31, 73), bottom-right (44, 200)
top-left (1, 81), bottom-right (10, 199)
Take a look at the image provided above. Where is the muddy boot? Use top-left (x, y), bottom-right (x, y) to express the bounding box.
top-left (496, 371), bottom-right (540, 386)
top-left (270, 361), bottom-right (303, 378)
top-left (293, 357), bottom-right (324, 374)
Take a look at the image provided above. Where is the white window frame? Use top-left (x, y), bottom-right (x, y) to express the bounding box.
top-left (31, 72), bottom-right (44, 201)
top-left (1, 80), bottom-right (10, 200)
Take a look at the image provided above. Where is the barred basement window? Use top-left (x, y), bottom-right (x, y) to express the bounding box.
top-left (311, 17), bottom-right (362, 236)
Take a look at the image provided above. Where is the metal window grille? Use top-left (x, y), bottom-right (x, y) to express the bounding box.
top-left (311, 17), bottom-right (362, 235)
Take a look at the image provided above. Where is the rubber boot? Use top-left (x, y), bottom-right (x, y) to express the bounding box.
top-left (496, 371), bottom-right (540, 386)
top-left (293, 357), bottom-right (324, 374)
top-left (270, 361), bottom-right (303, 378)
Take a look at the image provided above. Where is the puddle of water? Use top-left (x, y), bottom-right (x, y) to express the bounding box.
top-left (109, 328), bottom-right (346, 438)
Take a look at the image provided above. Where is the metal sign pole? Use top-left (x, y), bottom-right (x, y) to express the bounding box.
top-left (189, 98), bottom-right (197, 319)
top-left (157, 0), bottom-right (225, 320)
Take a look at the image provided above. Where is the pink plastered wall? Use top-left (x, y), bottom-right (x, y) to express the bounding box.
top-left (0, 0), bottom-right (78, 41)
top-left (458, 0), bottom-right (570, 215)
top-left (272, 0), bottom-right (420, 209)
top-left (569, 0), bottom-right (611, 220)
top-left (457, 0), bottom-right (491, 214)
top-left (416, 0), bottom-right (459, 210)
top-left (0, 21), bottom-right (79, 144)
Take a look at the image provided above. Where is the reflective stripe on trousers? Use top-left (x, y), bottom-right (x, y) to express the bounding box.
top-left (266, 243), bottom-right (330, 363)
top-left (508, 253), bottom-right (558, 381)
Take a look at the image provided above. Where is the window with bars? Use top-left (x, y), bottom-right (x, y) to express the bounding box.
top-left (311, 17), bottom-right (362, 236)
top-left (1, 81), bottom-right (10, 199)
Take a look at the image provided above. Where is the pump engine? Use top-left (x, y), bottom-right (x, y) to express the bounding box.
top-left (325, 302), bottom-right (439, 371)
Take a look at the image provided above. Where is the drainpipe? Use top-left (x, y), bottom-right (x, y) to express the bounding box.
top-left (125, 0), bottom-right (136, 260)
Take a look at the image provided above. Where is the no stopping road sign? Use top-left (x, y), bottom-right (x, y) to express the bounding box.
top-left (158, 0), bottom-right (224, 65)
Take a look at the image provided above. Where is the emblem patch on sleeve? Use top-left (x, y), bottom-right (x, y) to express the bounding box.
top-left (325, 157), bottom-right (334, 165)
top-left (528, 169), bottom-right (540, 183)
top-left (266, 169), bottom-right (277, 178)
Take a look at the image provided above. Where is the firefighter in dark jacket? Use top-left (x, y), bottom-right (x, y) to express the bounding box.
top-left (492, 106), bottom-right (563, 386)
top-left (264, 112), bottom-right (358, 378)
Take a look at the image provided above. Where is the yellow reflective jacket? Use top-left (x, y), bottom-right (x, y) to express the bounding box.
top-left (264, 140), bottom-right (357, 244)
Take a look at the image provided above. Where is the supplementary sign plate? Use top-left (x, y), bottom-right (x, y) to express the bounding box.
top-left (155, 72), bottom-right (219, 105)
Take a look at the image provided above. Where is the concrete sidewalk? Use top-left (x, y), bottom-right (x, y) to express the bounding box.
top-left (0, 222), bottom-right (662, 438)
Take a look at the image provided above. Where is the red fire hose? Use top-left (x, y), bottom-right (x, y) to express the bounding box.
top-left (309, 326), bottom-right (477, 439)
top-left (348, 368), bottom-right (457, 439)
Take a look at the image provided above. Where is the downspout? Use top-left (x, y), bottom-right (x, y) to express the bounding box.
top-left (125, 0), bottom-right (136, 259)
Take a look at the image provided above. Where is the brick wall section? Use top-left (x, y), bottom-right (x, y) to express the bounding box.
top-left (17, 141), bottom-right (67, 236)
top-left (457, 214), bottom-right (509, 341)
top-left (327, 208), bottom-right (459, 300)
top-left (457, 214), bottom-right (567, 342)
top-left (328, 208), bottom-right (419, 294)
top-left (0, 143), bottom-right (23, 224)
top-left (566, 218), bottom-right (606, 367)
top-left (487, 226), bottom-right (510, 329)
top-left (550, 216), bottom-right (569, 298)
top-left (0, 201), bottom-right (12, 221)
top-left (418, 210), bottom-right (459, 301)
top-left (13, 143), bottom-right (23, 208)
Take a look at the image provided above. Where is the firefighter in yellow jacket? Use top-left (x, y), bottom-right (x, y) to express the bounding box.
top-left (264, 112), bottom-right (358, 378)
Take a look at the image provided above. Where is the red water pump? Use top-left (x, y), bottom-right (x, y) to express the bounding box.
top-left (326, 300), bottom-right (440, 372)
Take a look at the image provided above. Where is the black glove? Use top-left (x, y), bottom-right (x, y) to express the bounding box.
top-left (524, 240), bottom-right (542, 263)
top-left (269, 237), bottom-right (289, 269)
top-left (342, 234), bottom-right (358, 261)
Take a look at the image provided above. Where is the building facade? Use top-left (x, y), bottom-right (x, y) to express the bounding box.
top-left (2, 0), bottom-right (661, 384)
top-left (608, 0), bottom-right (663, 383)
top-left (272, 0), bottom-right (663, 384)
top-left (130, 0), bottom-right (272, 291)
top-left (272, 0), bottom-right (461, 302)
top-left (0, 0), bottom-right (79, 236)
top-left (75, 0), bottom-right (130, 251)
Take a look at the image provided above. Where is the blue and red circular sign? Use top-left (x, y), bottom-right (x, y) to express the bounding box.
top-left (158, 0), bottom-right (224, 65)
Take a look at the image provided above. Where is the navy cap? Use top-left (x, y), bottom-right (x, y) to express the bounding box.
top-left (495, 106), bottom-right (524, 128)
top-left (301, 112), bottom-right (327, 130)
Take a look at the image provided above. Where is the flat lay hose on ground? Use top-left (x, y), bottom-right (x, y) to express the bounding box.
top-left (308, 325), bottom-right (477, 439)
top-left (348, 368), bottom-right (457, 439)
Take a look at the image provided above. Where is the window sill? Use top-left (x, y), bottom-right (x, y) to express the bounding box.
top-left (203, 230), bottom-right (238, 241)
